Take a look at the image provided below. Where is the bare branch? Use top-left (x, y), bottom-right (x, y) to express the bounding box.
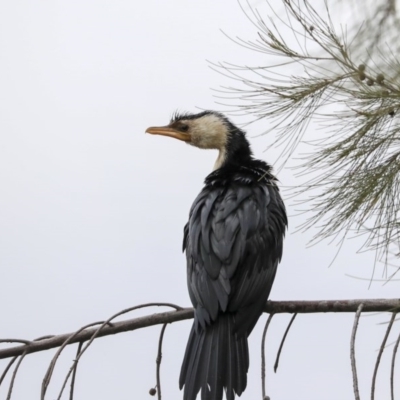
top-left (0, 307), bottom-right (193, 361)
top-left (0, 340), bottom-right (31, 346)
top-left (6, 352), bottom-right (27, 400)
top-left (0, 357), bottom-right (17, 387)
top-left (350, 303), bottom-right (364, 400)
top-left (1, 299), bottom-right (399, 361)
top-left (156, 324), bottom-right (168, 400)
top-left (371, 312), bottom-right (397, 400)
top-left (69, 342), bottom-right (83, 400)
top-left (273, 313), bottom-right (297, 373)
top-left (55, 303), bottom-right (182, 400)
top-left (264, 298), bottom-right (400, 314)
top-left (391, 330), bottom-right (400, 400)
top-left (41, 321), bottom-right (113, 399)
top-left (261, 314), bottom-right (274, 399)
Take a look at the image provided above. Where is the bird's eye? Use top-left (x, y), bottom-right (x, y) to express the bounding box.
top-left (180, 124), bottom-right (189, 132)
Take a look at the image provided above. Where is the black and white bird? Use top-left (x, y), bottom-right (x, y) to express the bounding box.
top-left (146, 111), bottom-right (287, 400)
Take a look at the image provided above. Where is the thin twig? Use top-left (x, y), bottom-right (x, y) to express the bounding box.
top-left (261, 314), bottom-right (274, 400)
top-left (371, 312), bottom-right (397, 400)
top-left (0, 340), bottom-right (32, 345)
top-left (0, 305), bottom-right (191, 361)
top-left (69, 342), bottom-right (83, 400)
top-left (156, 324), bottom-right (168, 400)
top-left (350, 303), bottom-right (364, 400)
top-left (56, 303), bottom-right (182, 400)
top-left (391, 330), bottom-right (400, 400)
top-left (0, 336), bottom-right (57, 395)
top-left (41, 321), bottom-right (112, 400)
top-left (274, 313), bottom-right (297, 372)
top-left (6, 352), bottom-right (27, 400)
top-left (34, 336), bottom-right (55, 341)
top-left (0, 357), bottom-right (17, 387)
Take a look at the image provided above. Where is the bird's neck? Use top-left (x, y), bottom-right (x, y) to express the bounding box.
top-left (213, 148), bottom-right (227, 170)
top-left (214, 134), bottom-right (252, 170)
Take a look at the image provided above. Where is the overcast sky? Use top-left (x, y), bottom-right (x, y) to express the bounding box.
top-left (0, 1), bottom-right (399, 399)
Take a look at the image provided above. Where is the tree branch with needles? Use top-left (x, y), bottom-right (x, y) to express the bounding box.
top-left (213, 0), bottom-right (400, 272)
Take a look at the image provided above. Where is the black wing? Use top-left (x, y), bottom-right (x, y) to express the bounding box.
top-left (183, 181), bottom-right (287, 335)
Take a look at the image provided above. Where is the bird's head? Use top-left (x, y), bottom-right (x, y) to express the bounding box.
top-left (146, 111), bottom-right (252, 169)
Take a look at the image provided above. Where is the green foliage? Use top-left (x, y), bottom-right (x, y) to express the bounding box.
top-left (214, 0), bottom-right (400, 271)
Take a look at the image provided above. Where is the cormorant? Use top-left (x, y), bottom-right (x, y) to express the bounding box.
top-left (146, 111), bottom-right (287, 400)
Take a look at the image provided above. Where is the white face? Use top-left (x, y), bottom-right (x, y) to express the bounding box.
top-left (146, 112), bottom-right (230, 170)
top-left (181, 114), bottom-right (229, 150)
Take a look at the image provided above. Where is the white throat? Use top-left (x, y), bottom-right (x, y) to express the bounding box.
top-left (213, 148), bottom-right (226, 170)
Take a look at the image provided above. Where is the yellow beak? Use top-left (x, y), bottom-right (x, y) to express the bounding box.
top-left (145, 126), bottom-right (190, 142)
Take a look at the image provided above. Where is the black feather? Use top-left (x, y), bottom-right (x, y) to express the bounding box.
top-left (179, 112), bottom-right (287, 400)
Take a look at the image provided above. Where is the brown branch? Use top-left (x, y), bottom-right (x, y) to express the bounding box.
top-left (41, 321), bottom-right (112, 399)
top-left (261, 314), bottom-right (274, 400)
top-left (69, 342), bottom-right (83, 400)
top-left (274, 313), bottom-right (297, 373)
top-left (1, 299), bottom-right (400, 361)
top-left (0, 357), bottom-right (17, 387)
top-left (155, 324), bottom-right (167, 400)
top-left (265, 298), bottom-right (400, 314)
top-left (6, 351), bottom-right (27, 400)
top-left (54, 303), bottom-right (182, 400)
top-left (350, 303), bottom-right (364, 400)
top-left (371, 312), bottom-right (397, 400)
top-left (391, 331), bottom-right (400, 400)
top-left (0, 340), bottom-right (31, 346)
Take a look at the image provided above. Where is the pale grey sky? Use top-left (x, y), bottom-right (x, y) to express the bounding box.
top-left (0, 1), bottom-right (398, 399)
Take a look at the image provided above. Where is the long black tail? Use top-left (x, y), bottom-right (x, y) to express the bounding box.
top-left (179, 314), bottom-right (249, 400)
